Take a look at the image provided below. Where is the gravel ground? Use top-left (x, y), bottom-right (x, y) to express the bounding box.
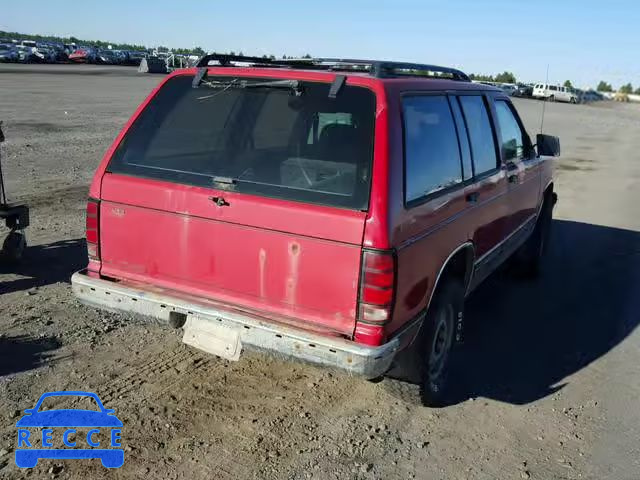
top-left (1, 64), bottom-right (640, 480)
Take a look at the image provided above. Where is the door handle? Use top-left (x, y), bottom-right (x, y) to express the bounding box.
top-left (465, 191), bottom-right (480, 203)
top-left (508, 174), bottom-right (519, 184)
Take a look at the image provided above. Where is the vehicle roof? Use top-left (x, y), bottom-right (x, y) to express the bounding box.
top-left (186, 66), bottom-right (502, 93)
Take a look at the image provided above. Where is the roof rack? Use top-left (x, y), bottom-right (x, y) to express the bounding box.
top-left (195, 54), bottom-right (470, 81)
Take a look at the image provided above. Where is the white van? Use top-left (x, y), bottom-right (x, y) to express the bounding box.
top-left (532, 84), bottom-right (579, 103)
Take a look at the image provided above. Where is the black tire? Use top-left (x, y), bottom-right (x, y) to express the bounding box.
top-left (548, 95), bottom-right (555, 102)
top-left (512, 197), bottom-right (552, 277)
top-left (384, 280), bottom-right (464, 407)
top-left (1, 230), bottom-right (27, 263)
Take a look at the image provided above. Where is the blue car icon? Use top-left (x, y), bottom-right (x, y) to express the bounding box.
top-left (15, 391), bottom-right (123, 468)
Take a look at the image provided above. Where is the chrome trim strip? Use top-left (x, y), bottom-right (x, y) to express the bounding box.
top-left (474, 214), bottom-right (537, 265)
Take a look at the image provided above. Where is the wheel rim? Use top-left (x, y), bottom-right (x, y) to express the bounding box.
top-left (428, 304), bottom-right (455, 388)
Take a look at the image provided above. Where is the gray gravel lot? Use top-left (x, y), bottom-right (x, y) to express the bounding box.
top-left (1, 64), bottom-right (640, 479)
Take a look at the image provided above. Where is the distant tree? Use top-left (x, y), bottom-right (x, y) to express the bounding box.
top-left (268, 54), bottom-right (276, 60)
top-left (563, 80), bottom-right (573, 88)
top-left (597, 81), bottom-right (613, 92)
top-left (303, 53), bottom-right (312, 59)
top-left (238, 51), bottom-right (244, 56)
top-left (619, 83), bottom-right (633, 94)
top-left (494, 71), bottom-right (516, 84)
top-left (469, 73), bottom-right (495, 82)
top-left (635, 87), bottom-right (640, 95)
top-left (192, 46), bottom-right (205, 56)
top-left (229, 51), bottom-right (236, 56)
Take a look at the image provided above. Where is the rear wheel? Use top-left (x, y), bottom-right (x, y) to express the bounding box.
top-left (384, 280), bottom-right (464, 407)
top-left (548, 95), bottom-right (555, 102)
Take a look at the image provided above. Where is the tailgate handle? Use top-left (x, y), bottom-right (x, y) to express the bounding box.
top-left (209, 196), bottom-right (230, 207)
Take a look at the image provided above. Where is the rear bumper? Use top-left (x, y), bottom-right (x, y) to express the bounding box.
top-left (71, 270), bottom-right (401, 379)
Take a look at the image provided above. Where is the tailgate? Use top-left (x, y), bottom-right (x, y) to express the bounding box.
top-left (99, 174), bottom-right (366, 335)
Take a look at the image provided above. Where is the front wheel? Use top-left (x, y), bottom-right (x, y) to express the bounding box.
top-left (512, 197), bottom-right (553, 277)
top-left (384, 280), bottom-right (464, 407)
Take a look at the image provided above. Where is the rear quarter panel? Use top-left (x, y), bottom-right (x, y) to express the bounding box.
top-left (381, 84), bottom-right (476, 336)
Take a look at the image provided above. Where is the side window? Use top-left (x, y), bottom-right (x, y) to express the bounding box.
top-left (494, 100), bottom-right (525, 162)
top-left (403, 95), bottom-right (462, 203)
top-left (550, 85), bottom-right (558, 91)
top-left (458, 95), bottom-right (499, 175)
top-left (449, 97), bottom-right (473, 180)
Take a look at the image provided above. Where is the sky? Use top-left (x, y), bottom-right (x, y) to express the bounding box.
top-left (1, 0), bottom-right (639, 88)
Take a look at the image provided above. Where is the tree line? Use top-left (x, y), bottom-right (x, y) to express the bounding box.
top-left (3, 30), bottom-right (637, 92)
top-left (596, 81), bottom-right (639, 95)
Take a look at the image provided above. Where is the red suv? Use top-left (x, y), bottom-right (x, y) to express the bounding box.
top-left (72, 56), bottom-right (559, 406)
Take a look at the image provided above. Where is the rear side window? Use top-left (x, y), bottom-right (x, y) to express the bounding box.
top-left (550, 85), bottom-right (558, 91)
top-left (458, 96), bottom-right (498, 175)
top-left (494, 100), bottom-right (526, 161)
top-left (403, 95), bottom-right (462, 204)
top-left (108, 75), bottom-right (375, 210)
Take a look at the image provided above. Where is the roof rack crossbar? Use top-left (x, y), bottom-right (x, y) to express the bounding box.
top-left (195, 54), bottom-right (470, 82)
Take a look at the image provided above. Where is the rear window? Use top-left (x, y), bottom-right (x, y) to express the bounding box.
top-left (108, 75), bottom-right (376, 210)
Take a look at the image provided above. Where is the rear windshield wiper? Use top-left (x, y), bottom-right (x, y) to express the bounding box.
top-left (241, 79), bottom-right (301, 92)
top-left (196, 76), bottom-right (303, 96)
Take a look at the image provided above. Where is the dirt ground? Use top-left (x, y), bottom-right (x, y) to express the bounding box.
top-left (1, 64), bottom-right (640, 480)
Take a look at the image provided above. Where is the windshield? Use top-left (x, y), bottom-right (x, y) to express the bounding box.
top-left (108, 75), bottom-right (376, 210)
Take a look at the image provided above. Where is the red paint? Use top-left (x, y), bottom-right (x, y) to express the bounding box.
top-left (86, 66), bottom-right (553, 348)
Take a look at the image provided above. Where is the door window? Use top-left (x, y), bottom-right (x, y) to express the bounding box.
top-left (495, 100), bottom-right (525, 162)
top-left (402, 95), bottom-right (463, 204)
top-left (458, 96), bottom-right (499, 176)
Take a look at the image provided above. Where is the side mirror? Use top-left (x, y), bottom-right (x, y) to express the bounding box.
top-left (536, 133), bottom-right (560, 157)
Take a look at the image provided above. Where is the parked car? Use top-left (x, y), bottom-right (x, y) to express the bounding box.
top-left (68, 47), bottom-right (95, 63)
top-left (34, 44), bottom-right (58, 63)
top-left (532, 83), bottom-right (579, 103)
top-left (20, 40), bottom-right (37, 49)
top-left (14, 45), bottom-right (39, 63)
top-left (123, 50), bottom-right (146, 66)
top-left (498, 83), bottom-right (517, 96)
top-left (72, 55), bottom-right (559, 407)
top-left (579, 90), bottom-right (604, 102)
top-left (514, 83), bottom-right (533, 97)
top-left (0, 43), bottom-right (18, 62)
top-left (96, 49), bottom-right (122, 65)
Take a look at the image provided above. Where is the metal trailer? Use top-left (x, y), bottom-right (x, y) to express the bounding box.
top-left (0, 121), bottom-right (29, 262)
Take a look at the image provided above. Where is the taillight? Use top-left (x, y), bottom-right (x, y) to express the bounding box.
top-left (86, 198), bottom-right (100, 261)
top-left (355, 249), bottom-right (396, 346)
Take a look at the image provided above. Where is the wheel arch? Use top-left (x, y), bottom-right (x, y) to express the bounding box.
top-left (405, 241), bottom-right (475, 350)
top-left (426, 242), bottom-right (475, 314)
